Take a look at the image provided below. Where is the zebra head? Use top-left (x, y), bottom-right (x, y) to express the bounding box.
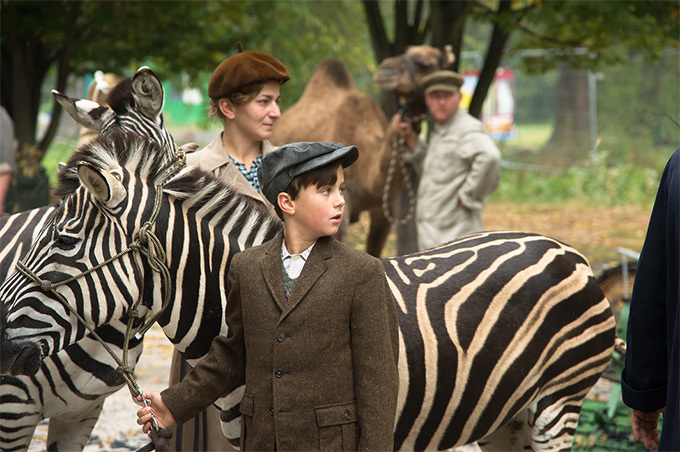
top-left (1, 129), bottom-right (279, 376)
top-left (0, 132), bottom-right (177, 376)
top-left (53, 66), bottom-right (175, 154)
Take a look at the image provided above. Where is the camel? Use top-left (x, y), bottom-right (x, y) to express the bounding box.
top-left (373, 44), bottom-right (454, 121)
top-left (272, 47), bottom-right (453, 257)
top-left (271, 59), bottom-right (392, 257)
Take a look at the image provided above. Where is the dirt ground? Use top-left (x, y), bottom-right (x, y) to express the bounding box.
top-left (358, 201), bottom-right (652, 273)
top-left (26, 201), bottom-right (651, 451)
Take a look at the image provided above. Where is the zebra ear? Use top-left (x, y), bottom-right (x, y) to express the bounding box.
top-left (52, 90), bottom-right (114, 132)
top-left (77, 162), bottom-right (127, 208)
top-left (132, 67), bottom-right (165, 125)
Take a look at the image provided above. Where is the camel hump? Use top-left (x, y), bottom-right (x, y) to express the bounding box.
top-left (307, 59), bottom-right (355, 91)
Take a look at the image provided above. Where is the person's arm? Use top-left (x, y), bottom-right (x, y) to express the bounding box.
top-left (389, 113), bottom-right (418, 151)
top-left (457, 131), bottom-right (501, 211)
top-left (622, 153), bottom-right (676, 410)
top-left (138, 261), bottom-right (247, 431)
top-left (351, 259), bottom-right (399, 451)
top-left (0, 172), bottom-right (12, 214)
top-left (622, 150), bottom-right (679, 449)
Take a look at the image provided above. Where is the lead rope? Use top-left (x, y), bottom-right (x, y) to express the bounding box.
top-left (381, 130), bottom-right (417, 225)
top-left (382, 106), bottom-right (429, 226)
top-left (15, 185), bottom-right (176, 452)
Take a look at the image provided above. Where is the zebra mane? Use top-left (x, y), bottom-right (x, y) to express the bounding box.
top-left (53, 131), bottom-right (280, 229)
top-left (105, 77), bottom-right (134, 115)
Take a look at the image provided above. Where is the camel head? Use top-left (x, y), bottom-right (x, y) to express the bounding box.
top-left (373, 45), bottom-right (455, 118)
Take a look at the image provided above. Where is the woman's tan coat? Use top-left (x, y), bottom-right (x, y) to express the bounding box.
top-left (186, 134), bottom-right (277, 214)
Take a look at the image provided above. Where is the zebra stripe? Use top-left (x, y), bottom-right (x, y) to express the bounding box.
top-left (0, 67), bottom-right (178, 451)
top-left (383, 233), bottom-right (615, 450)
top-left (0, 131), bottom-right (615, 451)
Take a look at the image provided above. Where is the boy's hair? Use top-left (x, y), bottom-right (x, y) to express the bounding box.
top-left (274, 161), bottom-right (342, 220)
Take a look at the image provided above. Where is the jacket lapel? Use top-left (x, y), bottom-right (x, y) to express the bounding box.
top-left (261, 232), bottom-right (287, 312)
top-left (279, 236), bottom-right (333, 323)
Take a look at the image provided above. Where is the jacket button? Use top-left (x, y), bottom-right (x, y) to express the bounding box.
top-left (344, 410), bottom-right (351, 420)
top-left (275, 368), bottom-right (284, 378)
top-left (269, 407), bottom-right (274, 416)
top-left (277, 333), bottom-right (286, 342)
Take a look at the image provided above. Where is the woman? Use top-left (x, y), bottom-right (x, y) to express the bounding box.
top-left (186, 45), bottom-right (290, 213)
top-left (171, 45), bottom-right (290, 451)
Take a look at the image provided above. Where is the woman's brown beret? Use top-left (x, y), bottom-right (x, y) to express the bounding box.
top-left (208, 51), bottom-right (290, 100)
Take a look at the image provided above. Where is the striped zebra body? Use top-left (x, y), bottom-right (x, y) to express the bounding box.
top-left (0, 132), bottom-right (615, 451)
top-left (384, 233), bottom-right (615, 449)
top-left (0, 67), bottom-right (178, 451)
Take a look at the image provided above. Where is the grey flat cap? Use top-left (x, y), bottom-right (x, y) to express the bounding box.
top-left (258, 141), bottom-right (359, 205)
top-left (422, 70), bottom-right (464, 94)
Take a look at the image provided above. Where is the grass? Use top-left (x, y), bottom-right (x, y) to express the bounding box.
top-left (503, 122), bottom-right (553, 149)
top-left (41, 138), bottom-right (79, 189)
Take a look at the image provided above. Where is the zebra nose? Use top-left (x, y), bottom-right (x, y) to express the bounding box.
top-left (0, 338), bottom-right (42, 376)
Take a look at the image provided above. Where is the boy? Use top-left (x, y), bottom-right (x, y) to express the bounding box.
top-left (137, 141), bottom-right (400, 451)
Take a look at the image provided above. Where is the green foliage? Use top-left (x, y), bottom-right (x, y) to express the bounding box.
top-left (41, 140), bottom-right (78, 190)
top-left (490, 150), bottom-right (661, 206)
top-left (573, 399), bottom-right (643, 451)
top-left (511, 0), bottom-right (680, 73)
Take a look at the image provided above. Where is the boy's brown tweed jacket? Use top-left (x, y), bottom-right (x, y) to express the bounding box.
top-left (162, 233), bottom-right (400, 451)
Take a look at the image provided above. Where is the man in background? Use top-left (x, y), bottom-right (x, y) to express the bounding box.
top-left (391, 70), bottom-right (501, 251)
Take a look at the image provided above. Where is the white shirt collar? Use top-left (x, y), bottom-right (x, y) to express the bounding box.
top-left (281, 240), bottom-right (316, 279)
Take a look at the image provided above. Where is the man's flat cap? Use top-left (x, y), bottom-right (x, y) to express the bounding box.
top-left (422, 70), bottom-right (464, 94)
top-left (258, 141), bottom-right (359, 205)
top-left (208, 51), bottom-right (290, 100)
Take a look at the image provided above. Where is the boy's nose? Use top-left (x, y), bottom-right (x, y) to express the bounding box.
top-left (334, 193), bottom-right (345, 207)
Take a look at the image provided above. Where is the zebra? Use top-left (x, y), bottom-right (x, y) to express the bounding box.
top-left (0, 131), bottom-right (616, 451)
top-left (0, 66), bottom-right (181, 452)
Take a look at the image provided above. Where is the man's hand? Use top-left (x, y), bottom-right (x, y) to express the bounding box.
top-left (136, 391), bottom-right (177, 434)
top-left (631, 408), bottom-right (664, 451)
top-left (389, 113), bottom-right (417, 150)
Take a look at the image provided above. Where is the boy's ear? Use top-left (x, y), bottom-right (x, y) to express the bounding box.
top-left (278, 192), bottom-right (295, 216)
top-left (219, 98), bottom-right (236, 119)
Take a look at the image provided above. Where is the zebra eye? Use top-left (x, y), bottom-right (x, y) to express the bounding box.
top-left (53, 231), bottom-right (81, 250)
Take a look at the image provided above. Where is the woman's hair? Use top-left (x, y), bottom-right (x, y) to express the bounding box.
top-left (208, 81), bottom-right (266, 120)
top-left (273, 162), bottom-right (342, 220)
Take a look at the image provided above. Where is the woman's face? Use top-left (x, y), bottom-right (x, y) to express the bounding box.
top-left (232, 80), bottom-right (282, 142)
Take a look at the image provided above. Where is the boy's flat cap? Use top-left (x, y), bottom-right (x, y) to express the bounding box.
top-left (422, 70), bottom-right (464, 94)
top-left (258, 141), bottom-right (359, 205)
top-left (208, 51), bottom-right (290, 100)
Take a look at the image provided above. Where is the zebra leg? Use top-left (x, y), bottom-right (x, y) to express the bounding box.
top-left (45, 399), bottom-right (104, 451)
top-left (0, 375), bottom-right (43, 452)
top-left (477, 395), bottom-right (584, 452)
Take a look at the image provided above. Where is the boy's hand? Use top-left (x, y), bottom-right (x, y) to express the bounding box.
top-left (136, 391), bottom-right (177, 434)
top-left (631, 408), bottom-right (663, 451)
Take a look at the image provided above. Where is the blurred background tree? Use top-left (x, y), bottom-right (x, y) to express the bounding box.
top-left (1, 0), bottom-right (677, 212)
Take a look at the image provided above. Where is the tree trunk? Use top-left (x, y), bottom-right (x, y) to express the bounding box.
top-left (543, 63), bottom-right (592, 162)
top-left (430, 0), bottom-right (470, 70)
top-left (468, 0), bottom-right (512, 119)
